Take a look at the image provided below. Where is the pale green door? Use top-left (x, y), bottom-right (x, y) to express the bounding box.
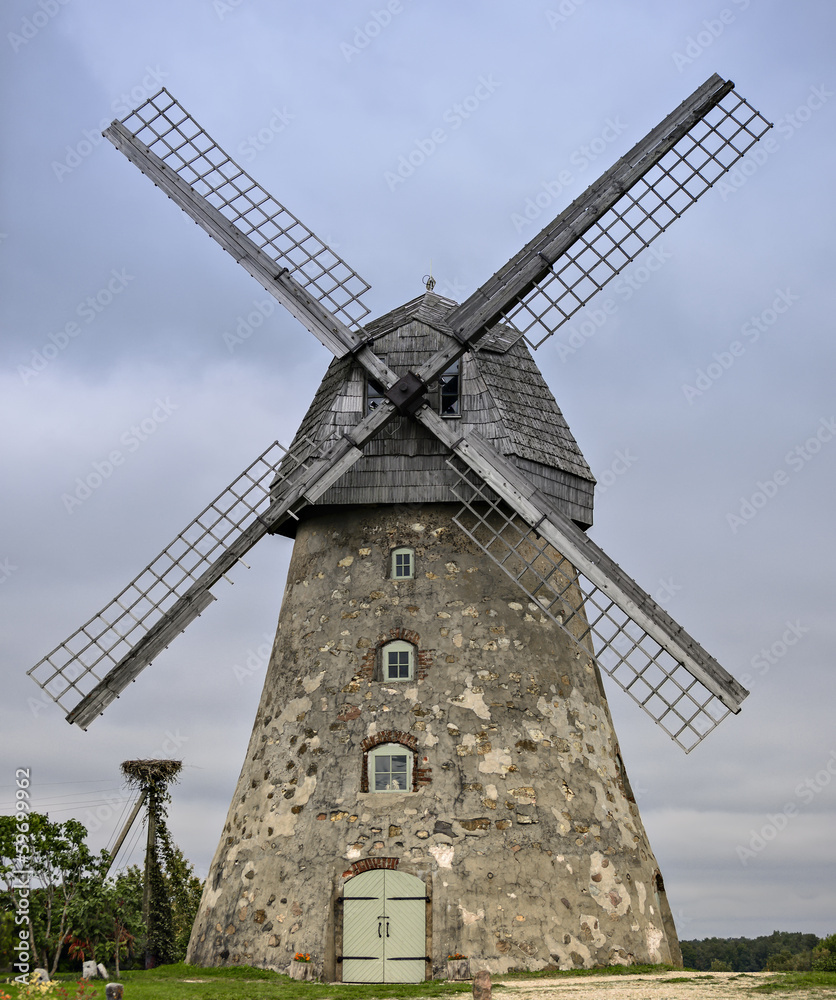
top-left (342, 869), bottom-right (426, 983)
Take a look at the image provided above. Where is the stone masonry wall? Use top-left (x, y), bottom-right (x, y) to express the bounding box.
top-left (186, 504), bottom-right (681, 978)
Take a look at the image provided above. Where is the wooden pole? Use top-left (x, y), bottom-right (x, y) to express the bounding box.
top-left (103, 789), bottom-right (147, 877)
top-left (143, 787), bottom-right (157, 968)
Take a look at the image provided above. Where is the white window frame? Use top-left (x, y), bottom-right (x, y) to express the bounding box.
top-left (381, 640), bottom-right (414, 682)
top-left (368, 743), bottom-right (413, 793)
top-left (439, 359), bottom-right (461, 418)
top-left (390, 546), bottom-right (415, 580)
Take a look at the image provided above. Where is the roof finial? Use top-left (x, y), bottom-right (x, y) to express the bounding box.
top-left (424, 259), bottom-right (436, 291)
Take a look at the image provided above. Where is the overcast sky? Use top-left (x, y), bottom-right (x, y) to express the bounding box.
top-left (2, 0), bottom-right (834, 946)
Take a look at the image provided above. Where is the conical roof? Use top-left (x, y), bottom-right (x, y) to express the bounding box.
top-left (285, 291), bottom-right (595, 529)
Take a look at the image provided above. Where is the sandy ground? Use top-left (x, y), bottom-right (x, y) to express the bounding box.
top-left (492, 970), bottom-right (836, 999)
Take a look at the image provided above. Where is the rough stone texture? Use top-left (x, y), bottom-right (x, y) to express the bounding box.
top-left (473, 969), bottom-right (492, 1000)
top-left (105, 985), bottom-right (124, 1000)
top-left (186, 505), bottom-right (681, 978)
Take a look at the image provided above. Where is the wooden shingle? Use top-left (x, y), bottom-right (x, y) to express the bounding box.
top-left (283, 292), bottom-right (595, 530)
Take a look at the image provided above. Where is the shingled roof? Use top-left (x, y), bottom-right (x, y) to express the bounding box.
top-left (284, 291), bottom-right (595, 530)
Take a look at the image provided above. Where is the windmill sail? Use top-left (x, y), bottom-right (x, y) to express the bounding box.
top-left (444, 75), bottom-right (772, 352)
top-left (417, 408), bottom-right (748, 752)
top-left (28, 437), bottom-right (347, 728)
top-left (105, 89), bottom-right (372, 352)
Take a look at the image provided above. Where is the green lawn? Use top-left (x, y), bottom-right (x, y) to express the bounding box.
top-left (4, 963), bottom-right (836, 999)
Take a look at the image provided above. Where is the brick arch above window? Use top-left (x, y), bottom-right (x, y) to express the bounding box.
top-left (357, 628), bottom-right (432, 683)
top-left (359, 730), bottom-right (431, 793)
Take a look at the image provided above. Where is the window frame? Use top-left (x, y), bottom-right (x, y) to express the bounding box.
top-left (367, 742), bottom-right (414, 793)
top-left (439, 359), bottom-right (461, 418)
top-left (390, 546), bottom-right (415, 580)
top-left (380, 639), bottom-right (414, 682)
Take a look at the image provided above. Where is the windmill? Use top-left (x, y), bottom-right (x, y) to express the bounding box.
top-left (29, 75), bottom-right (770, 980)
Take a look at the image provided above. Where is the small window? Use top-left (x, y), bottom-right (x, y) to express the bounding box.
top-left (391, 546), bottom-right (414, 579)
top-left (369, 743), bottom-right (413, 792)
top-left (367, 377), bottom-right (386, 413)
top-left (382, 640), bottom-right (413, 681)
top-left (439, 360), bottom-right (460, 417)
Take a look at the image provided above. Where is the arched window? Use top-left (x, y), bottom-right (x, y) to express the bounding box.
top-left (380, 640), bottom-right (413, 681)
top-left (390, 546), bottom-right (414, 579)
top-left (368, 743), bottom-right (413, 792)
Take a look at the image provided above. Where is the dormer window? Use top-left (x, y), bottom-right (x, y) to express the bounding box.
top-left (439, 360), bottom-right (460, 417)
top-left (391, 546), bottom-right (414, 579)
top-left (367, 377), bottom-right (385, 412)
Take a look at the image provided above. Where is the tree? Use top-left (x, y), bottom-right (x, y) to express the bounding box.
top-left (68, 866), bottom-right (145, 976)
top-left (0, 813), bottom-right (107, 975)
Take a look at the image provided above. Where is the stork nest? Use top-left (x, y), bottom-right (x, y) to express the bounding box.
top-left (121, 759), bottom-right (182, 787)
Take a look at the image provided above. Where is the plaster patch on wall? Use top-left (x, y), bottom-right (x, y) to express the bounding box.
top-left (450, 677), bottom-right (491, 720)
top-left (579, 913), bottom-right (607, 948)
top-left (549, 807), bottom-right (570, 834)
top-left (478, 746), bottom-right (512, 775)
top-left (277, 696), bottom-right (312, 728)
top-left (458, 903), bottom-right (485, 925)
top-left (302, 671), bottom-right (325, 694)
top-left (429, 843), bottom-right (454, 869)
top-left (589, 851), bottom-right (631, 917)
top-left (645, 924), bottom-right (664, 962)
top-left (636, 880), bottom-right (646, 914)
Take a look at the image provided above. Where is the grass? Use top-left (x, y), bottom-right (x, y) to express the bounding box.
top-left (4, 963), bottom-right (835, 999)
top-left (749, 970), bottom-right (836, 993)
top-left (3, 963), bottom-right (476, 1000)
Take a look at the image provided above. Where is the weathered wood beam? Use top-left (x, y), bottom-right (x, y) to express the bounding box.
top-left (417, 406), bottom-right (748, 712)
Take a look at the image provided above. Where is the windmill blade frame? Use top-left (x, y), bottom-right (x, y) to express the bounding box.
top-left (28, 391), bottom-right (409, 729)
top-left (416, 407), bottom-right (748, 752)
top-left (105, 90), bottom-right (384, 369)
top-left (423, 74), bottom-right (771, 361)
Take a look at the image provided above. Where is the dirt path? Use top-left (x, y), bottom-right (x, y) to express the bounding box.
top-left (493, 970), bottom-right (836, 999)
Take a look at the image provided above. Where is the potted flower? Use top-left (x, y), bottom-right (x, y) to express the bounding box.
top-left (447, 953), bottom-right (470, 980)
top-left (289, 952), bottom-right (314, 980)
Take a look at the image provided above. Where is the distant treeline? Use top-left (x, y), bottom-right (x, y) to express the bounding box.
top-left (681, 930), bottom-right (836, 972)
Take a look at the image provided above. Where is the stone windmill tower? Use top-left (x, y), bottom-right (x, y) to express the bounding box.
top-left (29, 76), bottom-right (771, 980)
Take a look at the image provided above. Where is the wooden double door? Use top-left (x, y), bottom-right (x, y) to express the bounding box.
top-left (341, 869), bottom-right (427, 982)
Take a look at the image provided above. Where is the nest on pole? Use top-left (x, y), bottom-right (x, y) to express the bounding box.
top-left (121, 759), bottom-right (183, 788)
